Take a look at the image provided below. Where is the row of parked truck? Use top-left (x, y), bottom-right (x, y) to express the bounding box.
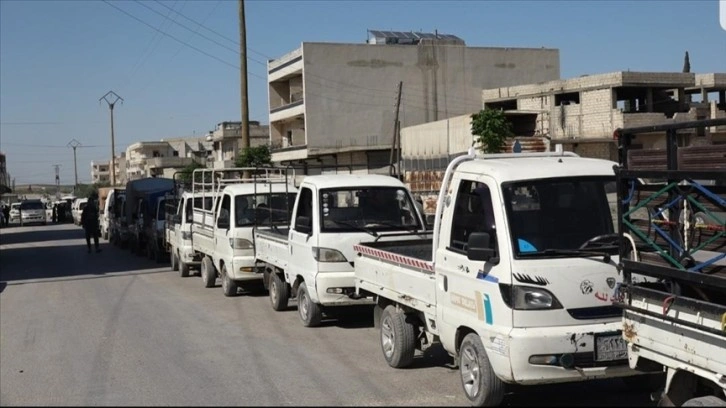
top-left (100, 119), bottom-right (725, 407)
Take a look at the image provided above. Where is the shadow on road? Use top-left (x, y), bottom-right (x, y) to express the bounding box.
top-left (0, 224), bottom-right (173, 284)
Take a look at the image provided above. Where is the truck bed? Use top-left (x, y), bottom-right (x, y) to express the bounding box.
top-left (354, 239), bottom-right (436, 313)
top-left (254, 227), bottom-right (291, 271)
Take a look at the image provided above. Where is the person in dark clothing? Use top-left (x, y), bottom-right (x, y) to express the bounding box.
top-left (2, 205), bottom-right (9, 227)
top-left (52, 204), bottom-right (58, 224)
top-left (81, 197), bottom-right (101, 253)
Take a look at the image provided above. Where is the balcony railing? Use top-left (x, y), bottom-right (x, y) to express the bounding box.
top-left (146, 157), bottom-right (194, 169)
top-left (270, 99), bottom-right (304, 114)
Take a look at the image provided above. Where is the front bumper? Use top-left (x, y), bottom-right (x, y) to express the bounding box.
top-left (487, 322), bottom-right (640, 385)
top-left (313, 271), bottom-right (375, 306)
top-left (230, 255), bottom-right (263, 281)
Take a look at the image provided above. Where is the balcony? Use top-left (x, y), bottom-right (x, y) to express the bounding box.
top-left (146, 157), bottom-right (194, 169)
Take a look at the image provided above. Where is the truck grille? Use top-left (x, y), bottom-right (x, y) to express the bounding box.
top-left (567, 306), bottom-right (621, 320)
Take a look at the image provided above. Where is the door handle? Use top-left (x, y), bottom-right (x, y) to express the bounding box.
top-left (439, 274), bottom-right (448, 292)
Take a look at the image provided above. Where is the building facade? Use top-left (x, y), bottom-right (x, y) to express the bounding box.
top-left (210, 121), bottom-right (269, 169)
top-left (124, 137), bottom-right (212, 181)
top-left (480, 71), bottom-right (726, 160)
top-left (267, 31), bottom-right (560, 174)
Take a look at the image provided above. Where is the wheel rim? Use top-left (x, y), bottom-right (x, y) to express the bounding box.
top-left (270, 279), bottom-right (278, 304)
top-left (299, 289), bottom-right (308, 320)
top-left (460, 343), bottom-right (481, 399)
top-left (381, 315), bottom-right (395, 359)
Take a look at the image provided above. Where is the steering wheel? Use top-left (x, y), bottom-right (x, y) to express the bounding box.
top-left (579, 233), bottom-right (620, 250)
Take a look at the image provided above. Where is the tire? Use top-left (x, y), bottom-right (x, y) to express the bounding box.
top-left (297, 284), bottom-right (322, 327)
top-left (380, 305), bottom-right (416, 368)
top-left (459, 333), bottom-right (505, 407)
top-left (682, 396), bottom-right (726, 407)
top-left (221, 264), bottom-right (238, 297)
top-left (179, 257), bottom-right (190, 278)
top-left (269, 273), bottom-right (289, 311)
top-left (171, 250), bottom-right (179, 271)
top-left (201, 257), bottom-right (216, 288)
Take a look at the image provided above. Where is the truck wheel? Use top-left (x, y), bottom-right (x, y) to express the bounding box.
top-left (179, 257), bottom-right (190, 278)
top-left (221, 265), bottom-right (238, 297)
top-left (201, 257), bottom-right (216, 288)
top-left (170, 250), bottom-right (179, 271)
top-left (297, 284), bottom-right (322, 327)
top-left (380, 305), bottom-right (415, 368)
top-left (459, 333), bottom-right (504, 407)
top-left (269, 273), bottom-right (289, 311)
top-left (620, 373), bottom-right (664, 392)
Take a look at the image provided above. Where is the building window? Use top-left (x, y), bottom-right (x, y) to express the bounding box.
top-left (173, 150), bottom-right (179, 157)
top-left (153, 150), bottom-right (160, 157)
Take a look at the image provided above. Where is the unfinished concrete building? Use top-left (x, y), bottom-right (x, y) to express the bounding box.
top-left (480, 71), bottom-right (726, 160)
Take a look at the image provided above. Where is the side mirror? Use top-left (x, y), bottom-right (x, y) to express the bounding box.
top-left (217, 216), bottom-right (230, 229)
top-left (295, 216), bottom-right (312, 234)
top-left (467, 232), bottom-right (499, 264)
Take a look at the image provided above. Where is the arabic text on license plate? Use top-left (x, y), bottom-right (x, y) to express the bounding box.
top-left (595, 334), bottom-right (628, 362)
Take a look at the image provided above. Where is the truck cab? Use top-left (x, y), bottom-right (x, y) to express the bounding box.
top-left (168, 191), bottom-right (209, 277)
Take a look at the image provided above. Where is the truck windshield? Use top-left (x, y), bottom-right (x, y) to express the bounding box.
top-left (319, 187), bottom-right (421, 233)
top-left (235, 193), bottom-right (296, 227)
top-left (503, 177), bottom-right (618, 258)
top-left (20, 201), bottom-right (44, 210)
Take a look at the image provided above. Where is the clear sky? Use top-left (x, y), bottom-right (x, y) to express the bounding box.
top-left (1, 0), bottom-right (725, 185)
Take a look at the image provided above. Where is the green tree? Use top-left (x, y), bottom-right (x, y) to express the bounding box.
top-left (178, 161), bottom-right (206, 184)
top-left (235, 145), bottom-right (272, 167)
top-left (470, 108), bottom-right (514, 154)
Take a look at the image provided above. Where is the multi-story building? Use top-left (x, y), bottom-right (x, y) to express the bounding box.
top-left (125, 137), bottom-right (212, 181)
top-left (209, 121), bottom-right (269, 169)
top-left (0, 151), bottom-right (10, 195)
top-left (90, 160), bottom-right (111, 184)
top-left (479, 71), bottom-right (726, 159)
top-left (266, 30), bottom-right (560, 174)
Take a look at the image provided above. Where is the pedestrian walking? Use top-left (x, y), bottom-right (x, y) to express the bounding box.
top-left (1, 204), bottom-right (8, 227)
top-left (81, 196), bottom-right (101, 253)
top-left (52, 204), bottom-right (58, 224)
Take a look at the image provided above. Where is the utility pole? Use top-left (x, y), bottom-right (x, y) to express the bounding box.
top-left (53, 164), bottom-right (61, 198)
top-left (239, 0), bottom-right (249, 152)
top-left (100, 91), bottom-right (123, 186)
top-left (67, 139), bottom-right (82, 193)
top-left (389, 81), bottom-right (403, 177)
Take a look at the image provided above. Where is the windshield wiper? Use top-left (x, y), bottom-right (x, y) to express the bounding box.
top-left (523, 248), bottom-right (612, 263)
top-left (331, 220), bottom-right (378, 237)
top-left (363, 220), bottom-right (422, 234)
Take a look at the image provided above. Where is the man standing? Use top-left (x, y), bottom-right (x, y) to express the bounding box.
top-left (81, 196), bottom-right (101, 253)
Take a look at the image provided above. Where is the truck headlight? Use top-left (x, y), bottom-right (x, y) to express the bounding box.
top-left (181, 231), bottom-right (192, 240)
top-left (500, 284), bottom-right (563, 310)
top-left (229, 238), bottom-right (253, 249)
top-left (312, 247), bottom-right (348, 262)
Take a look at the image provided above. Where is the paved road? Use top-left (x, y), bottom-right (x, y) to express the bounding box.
top-left (0, 224), bottom-right (657, 406)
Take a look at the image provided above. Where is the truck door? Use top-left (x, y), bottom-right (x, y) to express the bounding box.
top-left (436, 177), bottom-right (513, 349)
top-left (288, 186), bottom-right (318, 297)
top-left (214, 194), bottom-right (233, 268)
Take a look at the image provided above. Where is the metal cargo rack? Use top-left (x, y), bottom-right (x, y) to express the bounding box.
top-left (613, 118), bottom-right (726, 336)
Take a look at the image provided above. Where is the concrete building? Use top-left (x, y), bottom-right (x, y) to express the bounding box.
top-left (209, 121), bottom-right (269, 169)
top-left (91, 153), bottom-right (127, 186)
top-left (125, 137), bottom-right (211, 181)
top-left (0, 151), bottom-right (11, 195)
top-left (480, 71), bottom-right (726, 160)
top-left (90, 160), bottom-right (111, 184)
top-left (267, 30), bottom-right (560, 174)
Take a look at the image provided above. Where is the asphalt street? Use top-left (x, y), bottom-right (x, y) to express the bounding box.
top-left (0, 223), bottom-right (656, 406)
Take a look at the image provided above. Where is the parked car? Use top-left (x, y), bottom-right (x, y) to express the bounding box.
top-left (9, 203), bottom-right (21, 224)
top-left (72, 198), bottom-right (88, 226)
top-left (19, 200), bottom-right (47, 226)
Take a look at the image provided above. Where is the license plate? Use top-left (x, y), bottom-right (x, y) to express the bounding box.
top-left (594, 333), bottom-right (628, 362)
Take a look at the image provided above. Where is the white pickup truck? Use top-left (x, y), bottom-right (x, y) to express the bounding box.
top-left (191, 167), bottom-right (298, 297)
top-left (354, 148), bottom-right (648, 406)
top-left (254, 174), bottom-right (430, 327)
top-left (167, 190), bottom-right (213, 277)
